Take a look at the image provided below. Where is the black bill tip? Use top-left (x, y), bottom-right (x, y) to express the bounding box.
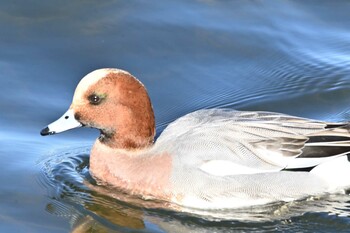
top-left (40, 127), bottom-right (54, 136)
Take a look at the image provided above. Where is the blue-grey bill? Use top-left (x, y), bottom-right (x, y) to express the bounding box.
top-left (40, 109), bottom-right (82, 136)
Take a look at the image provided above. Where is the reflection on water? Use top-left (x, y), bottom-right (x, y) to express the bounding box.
top-left (38, 147), bottom-right (350, 232)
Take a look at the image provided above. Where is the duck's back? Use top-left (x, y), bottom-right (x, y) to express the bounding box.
top-left (155, 108), bottom-right (328, 172)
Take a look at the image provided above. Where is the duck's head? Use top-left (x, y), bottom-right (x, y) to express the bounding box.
top-left (41, 68), bottom-right (156, 150)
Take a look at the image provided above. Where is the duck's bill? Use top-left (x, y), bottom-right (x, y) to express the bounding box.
top-left (40, 109), bottom-right (82, 136)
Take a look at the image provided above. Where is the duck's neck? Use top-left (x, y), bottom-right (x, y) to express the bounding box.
top-left (98, 128), bottom-right (155, 150)
top-left (98, 129), bottom-right (154, 150)
top-left (98, 104), bottom-right (156, 150)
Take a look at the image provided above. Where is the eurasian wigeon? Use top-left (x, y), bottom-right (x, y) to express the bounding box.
top-left (41, 68), bottom-right (350, 210)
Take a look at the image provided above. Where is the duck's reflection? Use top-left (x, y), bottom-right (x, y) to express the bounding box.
top-left (46, 189), bottom-right (146, 232)
top-left (45, 186), bottom-right (350, 233)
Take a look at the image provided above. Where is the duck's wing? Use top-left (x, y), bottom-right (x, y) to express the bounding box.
top-left (156, 109), bottom-right (350, 176)
top-left (286, 123), bottom-right (350, 169)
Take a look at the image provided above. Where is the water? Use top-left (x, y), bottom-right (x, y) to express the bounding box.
top-left (1, 0), bottom-right (350, 232)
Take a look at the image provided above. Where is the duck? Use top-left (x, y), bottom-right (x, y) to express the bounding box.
top-left (41, 68), bottom-right (350, 210)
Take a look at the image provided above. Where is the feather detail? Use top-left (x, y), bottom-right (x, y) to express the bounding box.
top-left (156, 109), bottom-right (350, 175)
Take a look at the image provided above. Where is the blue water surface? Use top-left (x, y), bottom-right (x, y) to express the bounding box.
top-left (1, 0), bottom-right (350, 232)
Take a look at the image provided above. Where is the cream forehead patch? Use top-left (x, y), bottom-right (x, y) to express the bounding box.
top-left (72, 68), bottom-right (130, 102)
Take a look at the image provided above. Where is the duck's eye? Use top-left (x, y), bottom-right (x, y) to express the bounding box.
top-left (88, 94), bottom-right (102, 105)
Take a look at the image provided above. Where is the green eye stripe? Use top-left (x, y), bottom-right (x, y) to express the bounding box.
top-left (88, 93), bottom-right (107, 105)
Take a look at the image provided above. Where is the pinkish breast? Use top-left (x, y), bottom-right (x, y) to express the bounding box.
top-left (89, 141), bottom-right (173, 201)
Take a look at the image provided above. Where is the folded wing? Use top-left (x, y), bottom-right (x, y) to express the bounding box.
top-left (156, 109), bottom-right (350, 176)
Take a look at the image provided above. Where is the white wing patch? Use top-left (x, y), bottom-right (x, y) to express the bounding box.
top-left (286, 153), bottom-right (347, 169)
top-left (310, 155), bottom-right (350, 189)
top-left (199, 160), bottom-right (280, 176)
top-left (255, 148), bottom-right (295, 168)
